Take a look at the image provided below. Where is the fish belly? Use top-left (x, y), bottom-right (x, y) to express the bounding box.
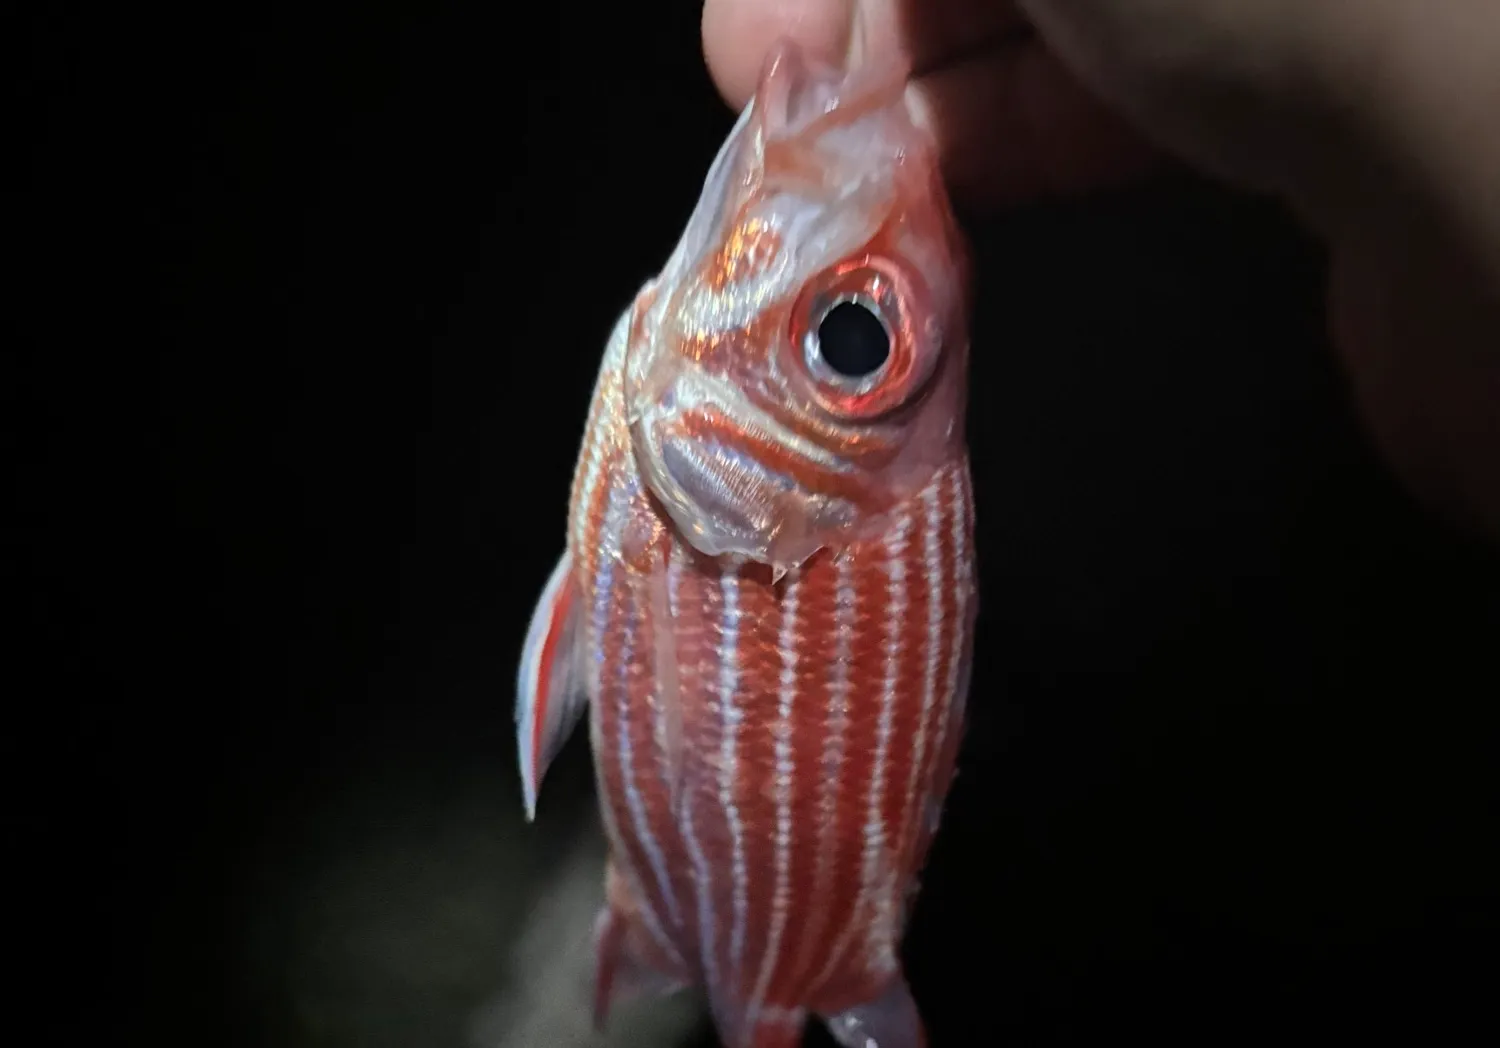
top-left (587, 459), bottom-right (976, 1039)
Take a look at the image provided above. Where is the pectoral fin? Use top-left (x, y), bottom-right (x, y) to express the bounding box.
top-left (515, 550), bottom-right (587, 821)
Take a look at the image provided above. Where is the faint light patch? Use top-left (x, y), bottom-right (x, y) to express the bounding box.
top-left (465, 818), bottom-right (708, 1048)
top-left (236, 759), bottom-right (545, 1048)
top-left (238, 742), bottom-right (711, 1048)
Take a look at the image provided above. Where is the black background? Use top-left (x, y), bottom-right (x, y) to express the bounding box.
top-left (18, 2), bottom-right (1500, 1045)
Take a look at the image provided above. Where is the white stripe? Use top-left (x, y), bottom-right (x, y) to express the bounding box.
top-left (718, 560), bottom-right (749, 978)
top-left (744, 572), bottom-right (801, 1025)
top-left (900, 480), bottom-right (945, 868)
top-left (654, 544), bottom-right (687, 810)
top-left (794, 552), bottom-right (855, 990)
top-left (598, 480), bottom-right (682, 965)
top-left (589, 529), bottom-right (618, 723)
top-left (616, 608), bottom-right (686, 931)
top-left (572, 304), bottom-right (630, 553)
top-left (926, 466), bottom-right (971, 831)
top-left (865, 512), bottom-right (912, 947)
top-left (752, 1003), bottom-right (805, 1028)
top-left (665, 368), bottom-right (853, 470)
top-left (667, 544), bottom-right (683, 622)
top-left (682, 768), bottom-right (719, 992)
top-left (515, 551), bottom-right (575, 820)
top-left (813, 510), bottom-right (913, 988)
top-left (675, 555), bottom-right (726, 991)
top-left (572, 412), bottom-right (609, 554)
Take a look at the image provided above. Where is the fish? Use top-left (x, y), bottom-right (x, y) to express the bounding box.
top-left (515, 36), bottom-right (976, 1048)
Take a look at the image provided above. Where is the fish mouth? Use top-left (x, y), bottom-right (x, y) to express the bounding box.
top-left (629, 369), bottom-right (866, 569)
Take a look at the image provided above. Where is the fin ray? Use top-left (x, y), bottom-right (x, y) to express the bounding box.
top-left (593, 902), bottom-right (688, 1030)
top-left (515, 550), bottom-right (587, 820)
top-left (822, 973), bottom-right (926, 1048)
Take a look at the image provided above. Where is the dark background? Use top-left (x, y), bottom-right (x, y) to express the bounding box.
top-left (18, 2), bottom-right (1500, 1046)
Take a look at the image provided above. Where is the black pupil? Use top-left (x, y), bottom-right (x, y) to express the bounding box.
top-left (817, 301), bottom-right (890, 378)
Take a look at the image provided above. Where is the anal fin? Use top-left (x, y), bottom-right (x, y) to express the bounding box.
top-left (515, 550), bottom-right (587, 820)
top-left (821, 973), bottom-right (927, 1048)
top-left (592, 902), bottom-right (686, 1030)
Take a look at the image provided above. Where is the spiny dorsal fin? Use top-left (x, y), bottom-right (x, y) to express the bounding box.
top-left (515, 551), bottom-right (588, 821)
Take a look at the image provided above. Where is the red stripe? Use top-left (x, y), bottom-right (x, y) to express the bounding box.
top-left (622, 534), bottom-right (682, 929)
top-left (885, 488), bottom-right (937, 886)
top-left (906, 468), bottom-right (959, 879)
top-left (574, 443), bottom-right (614, 603)
top-left (766, 549), bottom-right (837, 1007)
top-left (908, 464), bottom-right (970, 883)
top-left (699, 556), bottom-right (736, 997)
top-left (808, 549), bottom-right (890, 1009)
top-left (590, 485), bottom-right (681, 971)
top-left (577, 348), bottom-right (978, 1028)
top-left (530, 571), bottom-right (575, 767)
top-left (667, 542), bottom-right (713, 970)
top-left (724, 561), bottom-right (784, 1007)
top-left (678, 406), bottom-right (880, 506)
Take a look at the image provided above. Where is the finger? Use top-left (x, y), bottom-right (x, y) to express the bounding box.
top-left (702, 0), bottom-right (854, 110)
top-left (910, 36), bottom-right (1171, 211)
top-left (701, 1), bottom-right (1171, 210)
top-left (702, 0), bottom-right (1025, 107)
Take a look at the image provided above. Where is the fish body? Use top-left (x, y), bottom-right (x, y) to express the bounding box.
top-left (517, 39), bottom-right (976, 1048)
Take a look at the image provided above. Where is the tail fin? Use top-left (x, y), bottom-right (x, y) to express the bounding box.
top-left (821, 971), bottom-right (927, 1048)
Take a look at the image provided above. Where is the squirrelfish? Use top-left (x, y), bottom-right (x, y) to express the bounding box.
top-left (516, 38), bottom-right (976, 1048)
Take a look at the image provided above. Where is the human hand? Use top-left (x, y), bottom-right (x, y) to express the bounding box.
top-left (702, 0), bottom-right (1169, 211)
top-left (702, 0), bottom-right (1500, 538)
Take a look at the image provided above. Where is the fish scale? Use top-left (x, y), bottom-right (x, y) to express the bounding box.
top-left (586, 466), bottom-right (972, 1029)
top-left (516, 37), bottom-right (975, 1048)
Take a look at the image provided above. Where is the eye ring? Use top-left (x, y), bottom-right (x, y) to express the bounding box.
top-left (789, 256), bottom-right (934, 421)
top-left (802, 292), bottom-right (894, 392)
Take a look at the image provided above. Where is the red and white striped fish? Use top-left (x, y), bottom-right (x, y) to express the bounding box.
top-left (517, 38), bottom-right (976, 1048)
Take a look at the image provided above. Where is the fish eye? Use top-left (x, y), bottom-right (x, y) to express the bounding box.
top-left (791, 257), bottom-right (934, 421)
top-left (813, 299), bottom-right (891, 379)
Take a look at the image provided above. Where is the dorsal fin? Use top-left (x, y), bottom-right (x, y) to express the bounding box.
top-left (515, 551), bottom-right (588, 820)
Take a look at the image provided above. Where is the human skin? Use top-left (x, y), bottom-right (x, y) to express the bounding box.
top-left (702, 0), bottom-right (1500, 539)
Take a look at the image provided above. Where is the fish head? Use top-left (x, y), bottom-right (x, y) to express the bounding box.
top-left (624, 38), bottom-right (971, 574)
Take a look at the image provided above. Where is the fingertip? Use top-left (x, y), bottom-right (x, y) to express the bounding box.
top-left (702, 0), bottom-right (854, 110)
